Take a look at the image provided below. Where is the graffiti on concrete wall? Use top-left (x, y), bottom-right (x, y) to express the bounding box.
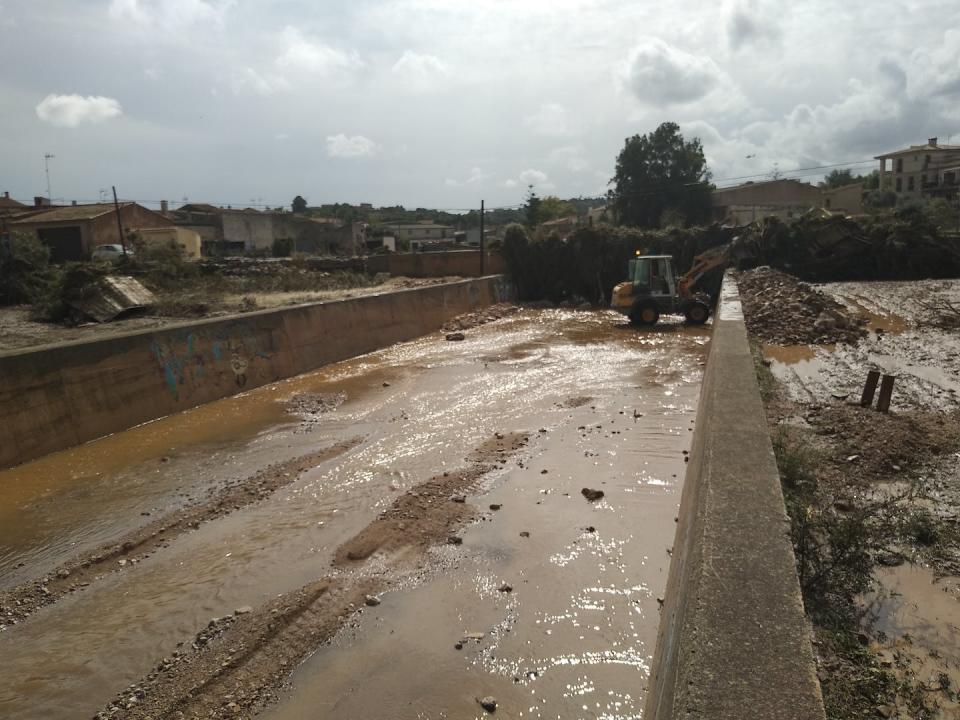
top-left (149, 320), bottom-right (273, 401)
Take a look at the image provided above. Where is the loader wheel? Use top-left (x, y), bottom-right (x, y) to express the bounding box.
top-left (684, 302), bottom-right (710, 325)
top-left (630, 303), bottom-right (660, 326)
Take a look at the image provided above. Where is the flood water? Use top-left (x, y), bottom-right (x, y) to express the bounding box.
top-left (0, 309), bottom-right (708, 719)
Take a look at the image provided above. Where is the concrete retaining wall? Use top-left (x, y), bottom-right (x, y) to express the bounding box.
top-left (367, 250), bottom-right (506, 278)
top-left (0, 276), bottom-right (513, 470)
top-left (644, 273), bottom-right (825, 720)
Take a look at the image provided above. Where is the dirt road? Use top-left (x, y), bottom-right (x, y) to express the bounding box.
top-left (0, 308), bottom-right (708, 720)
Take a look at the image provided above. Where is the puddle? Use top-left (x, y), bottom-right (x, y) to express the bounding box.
top-left (864, 564), bottom-right (960, 716)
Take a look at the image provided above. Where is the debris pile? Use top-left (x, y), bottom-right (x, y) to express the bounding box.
top-left (442, 303), bottom-right (519, 332)
top-left (736, 267), bottom-right (867, 345)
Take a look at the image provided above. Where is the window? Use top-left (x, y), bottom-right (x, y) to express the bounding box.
top-left (825, 198), bottom-right (832, 209)
top-left (896, 177), bottom-right (902, 191)
top-left (896, 158), bottom-right (903, 172)
top-left (907, 176), bottom-right (915, 191)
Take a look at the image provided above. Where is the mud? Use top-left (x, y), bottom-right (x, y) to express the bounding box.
top-left (737, 267), bottom-right (866, 345)
top-left (746, 273), bottom-right (960, 719)
top-left (1, 308), bottom-right (706, 720)
top-left (0, 439), bottom-right (362, 629)
top-left (335, 433), bottom-right (529, 564)
top-left (441, 302), bottom-right (520, 332)
top-left (99, 431), bottom-right (533, 719)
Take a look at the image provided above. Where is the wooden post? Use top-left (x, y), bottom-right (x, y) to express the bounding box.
top-left (877, 374), bottom-right (896, 412)
top-left (479, 199), bottom-right (485, 276)
top-left (860, 370), bottom-right (881, 407)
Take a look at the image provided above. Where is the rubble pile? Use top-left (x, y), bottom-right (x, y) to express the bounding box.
top-left (736, 267), bottom-right (867, 345)
top-left (442, 303), bottom-right (519, 332)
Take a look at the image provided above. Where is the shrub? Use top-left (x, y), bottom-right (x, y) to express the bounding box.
top-left (0, 232), bottom-right (58, 305)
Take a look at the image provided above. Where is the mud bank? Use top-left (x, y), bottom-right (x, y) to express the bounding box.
top-left (0, 275), bottom-right (512, 469)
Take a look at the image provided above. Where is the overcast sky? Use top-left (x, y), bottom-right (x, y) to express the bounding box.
top-left (1, 0), bottom-right (958, 211)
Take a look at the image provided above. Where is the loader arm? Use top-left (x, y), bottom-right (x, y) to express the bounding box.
top-left (678, 244), bottom-right (730, 299)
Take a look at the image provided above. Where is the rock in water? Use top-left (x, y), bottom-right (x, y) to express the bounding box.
top-left (581, 488), bottom-right (605, 502)
top-left (364, 595), bottom-right (381, 607)
top-left (480, 696), bottom-right (497, 713)
top-left (446, 332), bottom-right (466, 341)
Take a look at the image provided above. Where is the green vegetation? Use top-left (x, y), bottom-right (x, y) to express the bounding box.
top-left (291, 195), bottom-right (307, 213)
top-left (0, 232), bottom-right (58, 306)
top-left (608, 121), bottom-right (713, 229)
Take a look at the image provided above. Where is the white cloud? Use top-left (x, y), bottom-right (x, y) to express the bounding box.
top-left (275, 26), bottom-right (361, 76)
top-left (326, 133), bottom-right (377, 158)
top-left (445, 166), bottom-right (489, 187)
top-left (391, 50), bottom-right (449, 90)
top-left (518, 168), bottom-right (548, 185)
top-left (504, 179), bottom-right (518, 189)
top-left (35, 94), bottom-right (123, 127)
top-left (108, 0), bottom-right (233, 30)
top-left (522, 103), bottom-right (572, 137)
top-left (620, 37), bottom-right (724, 105)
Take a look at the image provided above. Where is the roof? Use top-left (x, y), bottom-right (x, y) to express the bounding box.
top-left (395, 223), bottom-right (453, 230)
top-left (177, 203), bottom-right (222, 213)
top-left (713, 178), bottom-right (815, 194)
top-left (0, 195), bottom-right (26, 209)
top-left (541, 216), bottom-right (577, 226)
top-left (10, 203), bottom-right (132, 223)
top-left (875, 143), bottom-right (960, 159)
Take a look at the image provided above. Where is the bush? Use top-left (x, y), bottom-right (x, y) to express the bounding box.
top-left (129, 240), bottom-right (199, 289)
top-left (0, 232), bottom-right (58, 305)
top-left (272, 237), bottom-right (293, 257)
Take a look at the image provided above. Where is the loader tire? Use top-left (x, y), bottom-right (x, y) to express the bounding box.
top-left (684, 302), bottom-right (710, 325)
top-left (630, 302), bottom-right (660, 326)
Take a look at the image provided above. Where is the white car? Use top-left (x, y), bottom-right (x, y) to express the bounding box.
top-left (91, 244), bottom-right (133, 261)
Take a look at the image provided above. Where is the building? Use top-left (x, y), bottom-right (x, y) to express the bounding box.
top-left (586, 205), bottom-right (612, 226)
top-left (391, 222), bottom-right (454, 243)
top-left (167, 203), bottom-right (363, 256)
top-left (10, 203), bottom-right (174, 262)
top-left (0, 191), bottom-right (27, 216)
top-left (540, 215), bottom-right (580, 239)
top-left (135, 226), bottom-right (202, 259)
top-left (820, 182), bottom-right (864, 215)
top-left (876, 138), bottom-right (960, 200)
top-left (711, 179), bottom-right (825, 224)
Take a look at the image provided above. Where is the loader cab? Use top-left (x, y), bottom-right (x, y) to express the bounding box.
top-left (629, 255), bottom-right (676, 298)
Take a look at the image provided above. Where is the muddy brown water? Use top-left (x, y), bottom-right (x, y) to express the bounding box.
top-left (0, 309), bottom-right (708, 720)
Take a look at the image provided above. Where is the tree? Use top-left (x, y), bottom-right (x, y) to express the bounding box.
top-left (608, 122), bottom-right (712, 228)
top-left (291, 195), bottom-right (307, 213)
top-left (819, 168), bottom-right (879, 190)
top-left (538, 196), bottom-right (577, 222)
top-left (524, 185), bottom-right (543, 228)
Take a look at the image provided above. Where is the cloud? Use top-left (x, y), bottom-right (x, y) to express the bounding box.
top-left (108, 0), bottom-right (233, 29)
top-left (392, 50), bottom-right (449, 89)
top-left (326, 133), bottom-right (377, 158)
top-left (548, 145), bottom-right (589, 172)
top-left (725, 0), bottom-right (783, 50)
top-left (35, 94), bottom-right (123, 127)
top-left (518, 168), bottom-right (548, 185)
top-left (444, 167), bottom-right (489, 187)
top-left (231, 67), bottom-right (287, 96)
top-left (522, 103), bottom-right (572, 137)
top-left (275, 26), bottom-right (361, 76)
top-left (503, 179), bottom-right (518, 189)
top-left (620, 37), bottom-right (724, 105)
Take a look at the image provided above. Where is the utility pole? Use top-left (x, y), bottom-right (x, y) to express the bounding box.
top-left (479, 199), bottom-right (485, 276)
top-left (112, 186), bottom-right (128, 257)
top-left (44, 153), bottom-right (55, 202)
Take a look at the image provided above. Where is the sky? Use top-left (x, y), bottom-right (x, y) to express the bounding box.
top-left (1, 0), bottom-right (959, 211)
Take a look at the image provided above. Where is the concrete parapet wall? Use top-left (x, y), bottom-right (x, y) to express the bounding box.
top-left (645, 273), bottom-right (825, 720)
top-left (367, 250), bottom-right (506, 278)
top-left (0, 276), bottom-right (513, 470)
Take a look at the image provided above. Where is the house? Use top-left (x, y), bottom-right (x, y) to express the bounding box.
top-left (711, 179), bottom-right (825, 224)
top-left (10, 202), bottom-right (174, 262)
top-left (540, 215), bottom-right (579, 239)
top-left (0, 191), bottom-right (27, 216)
top-left (586, 205), bottom-right (612, 226)
top-left (135, 226), bottom-right (203, 259)
top-left (167, 203), bottom-right (362, 256)
top-left (876, 138), bottom-right (960, 200)
top-left (820, 182), bottom-right (864, 215)
top-left (391, 222), bottom-right (455, 243)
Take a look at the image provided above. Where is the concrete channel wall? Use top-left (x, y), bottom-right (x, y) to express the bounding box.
top-left (367, 249), bottom-right (506, 278)
top-left (644, 273), bottom-right (826, 720)
top-left (0, 275), bottom-right (513, 470)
